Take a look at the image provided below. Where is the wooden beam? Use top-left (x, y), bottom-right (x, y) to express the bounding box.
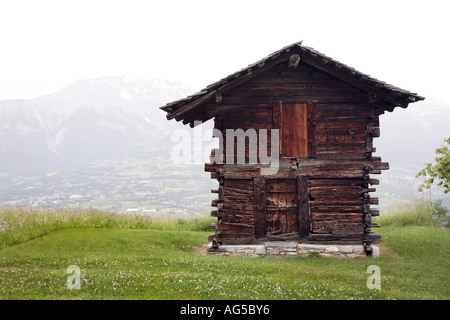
top-left (307, 100), bottom-right (317, 158)
top-left (253, 176), bottom-right (266, 238)
top-left (297, 175), bottom-right (310, 238)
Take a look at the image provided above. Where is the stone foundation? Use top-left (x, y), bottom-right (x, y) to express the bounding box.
top-left (207, 242), bottom-right (379, 258)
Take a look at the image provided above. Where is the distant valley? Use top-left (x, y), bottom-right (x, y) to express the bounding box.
top-left (0, 76), bottom-right (449, 215)
top-left (0, 77), bottom-right (215, 215)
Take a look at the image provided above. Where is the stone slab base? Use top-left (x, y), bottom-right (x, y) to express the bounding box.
top-left (207, 242), bottom-right (379, 258)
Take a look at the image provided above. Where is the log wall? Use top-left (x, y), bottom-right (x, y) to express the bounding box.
top-left (206, 60), bottom-right (384, 251)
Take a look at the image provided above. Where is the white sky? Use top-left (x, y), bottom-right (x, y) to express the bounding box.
top-left (0, 0), bottom-right (449, 103)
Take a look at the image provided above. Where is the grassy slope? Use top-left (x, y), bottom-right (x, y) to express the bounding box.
top-left (0, 224), bottom-right (448, 300)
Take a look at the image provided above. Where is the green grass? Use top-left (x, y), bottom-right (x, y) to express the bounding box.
top-left (0, 208), bottom-right (215, 248)
top-left (374, 199), bottom-right (448, 227)
top-left (0, 208), bottom-right (449, 300)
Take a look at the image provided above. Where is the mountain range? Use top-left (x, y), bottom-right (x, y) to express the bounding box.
top-left (0, 76), bottom-right (449, 214)
top-left (0, 76), bottom-right (216, 215)
top-left (0, 76), bottom-right (188, 177)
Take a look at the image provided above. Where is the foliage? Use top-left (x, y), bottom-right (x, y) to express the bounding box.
top-left (374, 199), bottom-right (449, 228)
top-left (416, 137), bottom-right (450, 194)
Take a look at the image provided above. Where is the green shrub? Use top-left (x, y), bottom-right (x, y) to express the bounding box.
top-left (375, 199), bottom-right (449, 227)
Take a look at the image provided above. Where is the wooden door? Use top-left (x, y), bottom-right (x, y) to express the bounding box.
top-left (273, 101), bottom-right (316, 158)
top-left (254, 176), bottom-right (310, 239)
top-left (282, 103), bottom-right (308, 157)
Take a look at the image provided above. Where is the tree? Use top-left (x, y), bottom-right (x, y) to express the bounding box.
top-left (416, 137), bottom-right (450, 194)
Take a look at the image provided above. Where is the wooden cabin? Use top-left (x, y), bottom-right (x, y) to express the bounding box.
top-left (160, 41), bottom-right (424, 256)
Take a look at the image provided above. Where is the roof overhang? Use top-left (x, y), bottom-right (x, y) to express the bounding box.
top-left (160, 41), bottom-right (425, 127)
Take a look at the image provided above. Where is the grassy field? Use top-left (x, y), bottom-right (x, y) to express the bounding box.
top-left (0, 206), bottom-right (449, 300)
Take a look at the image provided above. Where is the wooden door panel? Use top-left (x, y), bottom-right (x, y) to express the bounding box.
top-left (281, 103), bottom-right (308, 157)
top-left (254, 177), bottom-right (309, 239)
top-left (273, 101), bottom-right (316, 158)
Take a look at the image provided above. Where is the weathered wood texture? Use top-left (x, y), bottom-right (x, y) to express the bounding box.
top-left (281, 103), bottom-right (308, 157)
top-left (265, 178), bottom-right (299, 236)
top-left (297, 175), bottom-right (310, 238)
top-left (253, 176), bottom-right (266, 238)
top-left (205, 59), bottom-right (384, 246)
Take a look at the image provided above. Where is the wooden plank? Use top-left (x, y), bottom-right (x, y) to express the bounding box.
top-left (311, 198), bottom-right (369, 205)
top-left (245, 69), bottom-right (351, 87)
top-left (220, 234), bottom-right (255, 245)
top-left (210, 210), bottom-right (221, 218)
top-left (311, 205), bottom-right (365, 213)
top-left (370, 209), bottom-right (380, 217)
top-left (316, 120), bottom-right (368, 130)
top-left (310, 186), bottom-right (366, 198)
top-left (316, 142), bottom-right (367, 151)
top-left (266, 179), bottom-right (297, 193)
top-left (226, 86), bottom-right (365, 100)
top-left (223, 188), bottom-right (253, 197)
top-left (272, 101), bottom-right (282, 128)
top-left (319, 127), bottom-right (368, 137)
top-left (312, 221), bottom-right (364, 234)
top-left (222, 210), bottom-right (254, 218)
top-left (282, 103), bottom-right (308, 157)
top-left (316, 133), bottom-right (367, 144)
top-left (297, 175), bottom-right (309, 238)
top-left (305, 233), bottom-right (380, 245)
top-left (221, 159), bottom-right (385, 173)
top-left (253, 176), bottom-right (266, 238)
top-left (223, 169), bottom-right (365, 180)
top-left (224, 179), bottom-right (254, 189)
top-left (220, 222), bottom-right (254, 235)
top-left (316, 104), bottom-right (369, 118)
top-left (306, 233), bottom-right (366, 243)
top-left (312, 213), bottom-right (364, 221)
top-left (222, 92), bottom-right (367, 105)
top-left (307, 100), bottom-right (317, 158)
top-left (221, 213), bottom-right (255, 225)
top-left (309, 179), bottom-right (364, 187)
top-left (272, 101), bottom-right (282, 156)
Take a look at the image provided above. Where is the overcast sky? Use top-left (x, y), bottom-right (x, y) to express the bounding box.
top-left (1, 0), bottom-right (449, 104)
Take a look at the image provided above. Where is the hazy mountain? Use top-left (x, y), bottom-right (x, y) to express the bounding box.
top-left (0, 76), bottom-right (192, 182)
top-left (0, 77), bottom-right (216, 214)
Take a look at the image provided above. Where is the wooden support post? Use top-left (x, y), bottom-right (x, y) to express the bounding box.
top-left (307, 100), bottom-right (317, 158)
top-left (254, 176), bottom-right (266, 238)
top-left (272, 101), bottom-right (282, 155)
top-left (297, 175), bottom-right (310, 238)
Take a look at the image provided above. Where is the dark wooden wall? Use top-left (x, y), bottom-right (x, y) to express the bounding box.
top-left (207, 61), bottom-right (385, 248)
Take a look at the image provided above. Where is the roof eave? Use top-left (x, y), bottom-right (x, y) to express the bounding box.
top-left (160, 42), bottom-right (425, 124)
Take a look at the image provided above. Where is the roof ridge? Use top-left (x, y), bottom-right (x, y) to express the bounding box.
top-left (160, 42), bottom-right (424, 122)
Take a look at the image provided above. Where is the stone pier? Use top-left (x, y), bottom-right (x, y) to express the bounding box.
top-left (206, 242), bottom-right (380, 258)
